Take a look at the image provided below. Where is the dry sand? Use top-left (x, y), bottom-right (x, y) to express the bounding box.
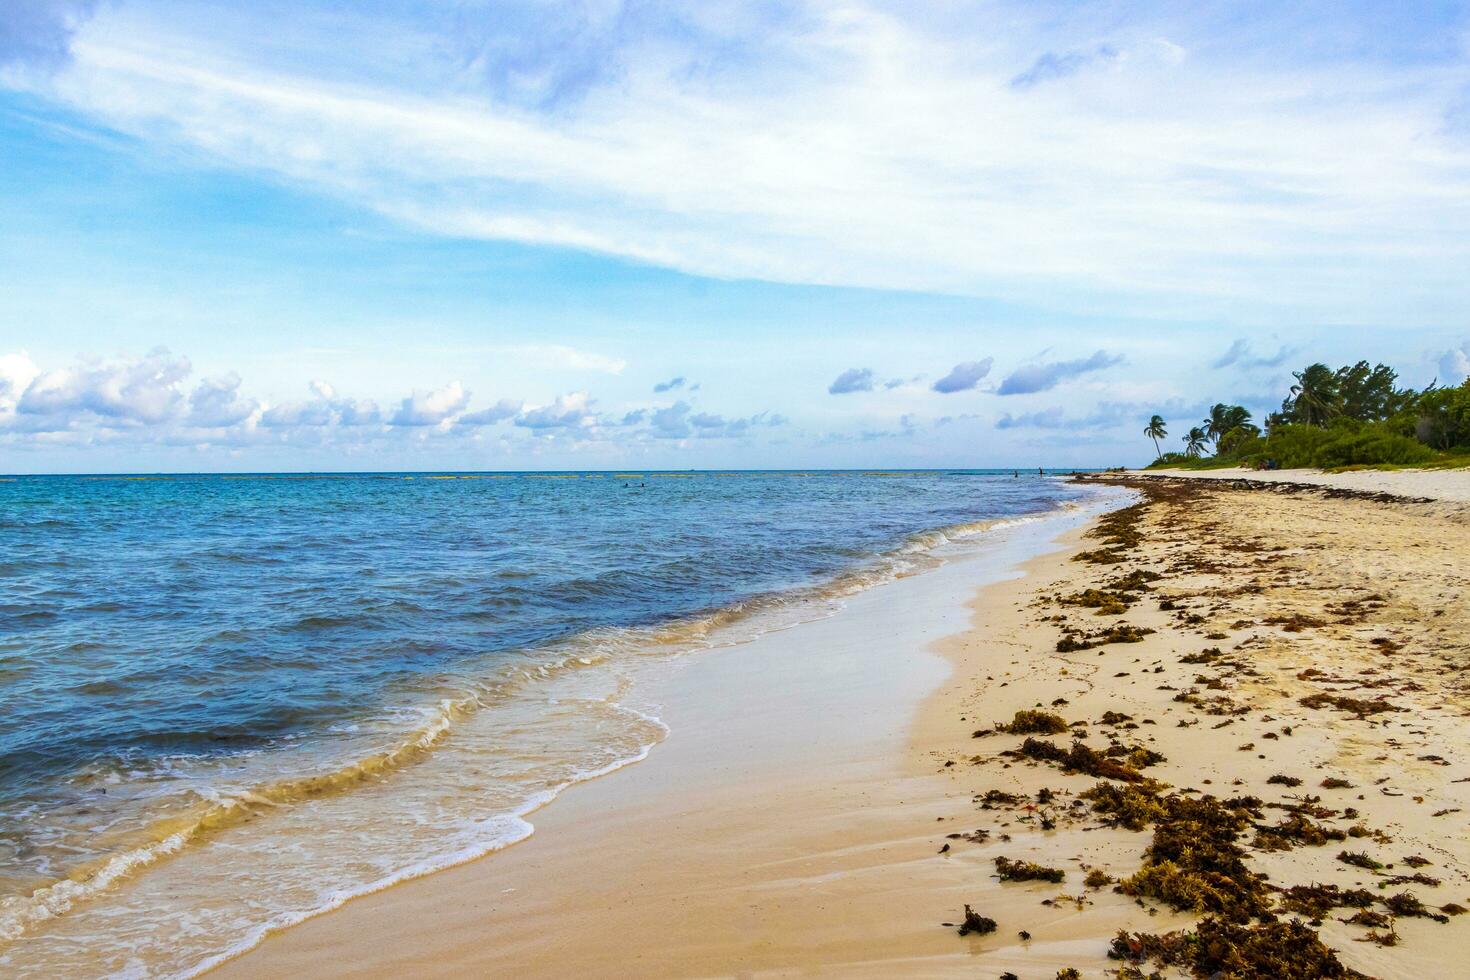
top-left (1143, 466), bottom-right (1470, 503)
top-left (212, 474), bottom-right (1470, 979)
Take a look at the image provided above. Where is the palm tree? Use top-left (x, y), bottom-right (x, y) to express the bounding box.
top-left (1202, 403), bottom-right (1231, 446)
top-left (1184, 426), bottom-right (1208, 458)
top-left (1144, 415), bottom-right (1167, 459)
top-left (1288, 364), bottom-right (1341, 426)
top-left (1202, 404), bottom-right (1252, 447)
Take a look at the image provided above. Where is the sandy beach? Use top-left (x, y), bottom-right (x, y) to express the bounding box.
top-left (210, 472), bottom-right (1470, 979)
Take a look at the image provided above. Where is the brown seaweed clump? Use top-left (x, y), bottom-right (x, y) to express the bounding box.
top-left (1117, 794), bottom-right (1268, 920)
top-left (994, 856), bottom-right (1066, 883)
top-left (1109, 917), bottom-right (1371, 979)
top-left (995, 710), bottom-right (1069, 735)
top-left (955, 904), bottom-right (996, 936)
top-left (1055, 624), bottom-right (1156, 652)
top-left (1016, 738), bottom-right (1148, 782)
top-left (1062, 588), bottom-right (1130, 615)
top-left (1277, 884), bottom-right (1375, 920)
top-left (1299, 692), bottom-right (1401, 716)
top-left (1253, 814), bottom-right (1347, 852)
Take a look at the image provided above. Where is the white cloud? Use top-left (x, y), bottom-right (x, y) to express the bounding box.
top-left (514, 391), bottom-right (595, 430)
top-left (16, 2), bottom-right (1469, 325)
top-left (389, 381), bottom-right (470, 426)
top-left (17, 347), bottom-right (190, 425)
top-left (1440, 342), bottom-right (1470, 383)
top-left (997, 350), bottom-right (1124, 395)
top-left (458, 398), bottom-right (522, 425)
top-left (932, 359), bottom-right (993, 394)
top-left (508, 345), bottom-right (626, 375)
top-left (0, 351), bottom-right (40, 418)
top-left (189, 372), bottom-right (257, 427)
top-left (828, 367), bottom-right (875, 394)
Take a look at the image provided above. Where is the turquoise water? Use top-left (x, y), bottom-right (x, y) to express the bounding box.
top-left (0, 469), bottom-right (1092, 974)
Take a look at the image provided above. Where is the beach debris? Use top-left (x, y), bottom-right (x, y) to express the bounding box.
top-left (1336, 850), bottom-right (1384, 870)
top-left (954, 904), bottom-right (997, 936)
top-left (995, 710), bottom-right (1069, 735)
top-left (1299, 692), bottom-right (1401, 716)
top-left (993, 856), bottom-right (1065, 883)
top-left (1108, 917), bottom-right (1371, 979)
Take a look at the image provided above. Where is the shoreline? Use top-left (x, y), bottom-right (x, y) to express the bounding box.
top-left (208, 488), bottom-right (1134, 978)
top-left (215, 470), bottom-right (1470, 978)
top-left (32, 468), bottom-right (1470, 978)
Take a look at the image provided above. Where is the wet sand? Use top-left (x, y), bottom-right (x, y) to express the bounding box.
top-left (213, 473), bottom-right (1470, 979)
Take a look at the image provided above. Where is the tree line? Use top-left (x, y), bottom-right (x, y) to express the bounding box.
top-left (1143, 360), bottom-right (1470, 469)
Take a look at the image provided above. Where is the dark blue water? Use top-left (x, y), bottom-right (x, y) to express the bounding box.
top-left (0, 470), bottom-right (1089, 925)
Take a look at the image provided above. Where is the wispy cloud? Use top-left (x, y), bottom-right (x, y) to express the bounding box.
top-left (653, 376), bottom-right (685, 393)
top-left (828, 367), bottom-right (874, 394)
top-left (1009, 45), bottom-right (1119, 90)
top-left (931, 359), bottom-right (994, 394)
top-left (0, 0), bottom-right (98, 73)
top-left (15, 1), bottom-right (1469, 325)
top-left (997, 350), bottom-right (1123, 395)
top-left (1211, 338), bottom-right (1295, 370)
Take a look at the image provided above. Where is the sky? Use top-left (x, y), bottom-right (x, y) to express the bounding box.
top-left (1, 0), bottom-right (1469, 472)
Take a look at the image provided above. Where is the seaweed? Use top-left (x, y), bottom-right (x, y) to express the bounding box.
top-left (1383, 891), bottom-right (1449, 922)
top-left (955, 905), bottom-right (997, 936)
top-left (1267, 774), bottom-right (1303, 787)
top-left (1278, 884), bottom-right (1375, 919)
top-left (1321, 777), bottom-right (1354, 789)
top-left (1081, 781), bottom-right (1168, 830)
top-left (1336, 850), bottom-right (1384, 871)
top-left (1055, 624), bottom-right (1156, 652)
top-left (994, 856), bottom-right (1066, 883)
top-left (1118, 794), bottom-right (1267, 920)
top-left (1084, 868), bottom-right (1113, 888)
top-left (1343, 908), bottom-right (1390, 928)
top-left (1253, 814), bottom-right (1347, 851)
top-left (995, 710), bottom-right (1069, 735)
top-left (1016, 737), bottom-right (1147, 782)
top-left (1061, 588), bottom-right (1130, 615)
top-left (1109, 917), bottom-right (1371, 979)
top-left (1299, 692), bottom-right (1402, 716)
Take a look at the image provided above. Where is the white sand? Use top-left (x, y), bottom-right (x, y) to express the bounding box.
top-left (1142, 466), bottom-right (1470, 502)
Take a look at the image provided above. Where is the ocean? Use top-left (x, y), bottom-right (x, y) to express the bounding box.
top-left (0, 470), bottom-right (1099, 976)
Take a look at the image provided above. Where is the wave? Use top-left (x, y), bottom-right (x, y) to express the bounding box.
top-left (0, 489), bottom-right (1110, 961)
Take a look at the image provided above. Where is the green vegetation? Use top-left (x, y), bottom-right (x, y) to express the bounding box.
top-left (1143, 360), bottom-right (1470, 470)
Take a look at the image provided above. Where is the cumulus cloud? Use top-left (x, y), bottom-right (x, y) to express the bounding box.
top-left (828, 367), bottom-right (875, 394)
top-left (189, 372), bottom-right (257, 428)
top-left (0, 351), bottom-right (40, 418)
top-left (0, 350), bottom-right (791, 461)
top-left (997, 350), bottom-right (1123, 395)
top-left (514, 391), bottom-right (595, 430)
top-left (1438, 342), bottom-right (1470, 384)
top-left (18, 348), bottom-right (191, 425)
top-left (389, 381), bottom-right (470, 426)
top-left (458, 398), bottom-right (522, 426)
top-left (0, 0), bottom-right (98, 72)
top-left (931, 359), bottom-right (993, 394)
top-left (1211, 339), bottom-right (1294, 370)
top-left (650, 401), bottom-right (693, 439)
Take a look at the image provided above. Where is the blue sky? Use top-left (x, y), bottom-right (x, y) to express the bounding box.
top-left (2, 0), bottom-right (1469, 472)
